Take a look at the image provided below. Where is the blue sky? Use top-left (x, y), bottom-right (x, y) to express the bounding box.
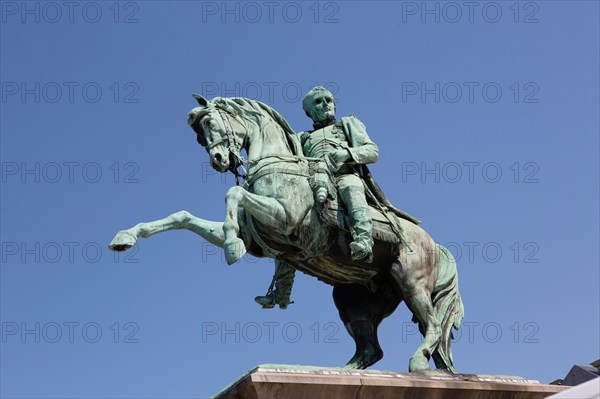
top-left (1, 1), bottom-right (598, 398)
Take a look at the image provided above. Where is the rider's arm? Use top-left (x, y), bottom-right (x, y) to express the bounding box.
top-left (342, 116), bottom-right (379, 165)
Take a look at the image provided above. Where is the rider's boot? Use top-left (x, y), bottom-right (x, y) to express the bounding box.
top-left (255, 261), bottom-right (296, 309)
top-left (338, 178), bottom-right (375, 263)
top-left (350, 240), bottom-right (373, 263)
top-left (348, 207), bottom-right (374, 263)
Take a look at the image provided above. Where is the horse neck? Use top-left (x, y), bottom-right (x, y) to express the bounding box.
top-left (245, 116), bottom-right (295, 162)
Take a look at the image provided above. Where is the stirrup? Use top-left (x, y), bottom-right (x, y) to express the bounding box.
top-left (254, 294), bottom-right (275, 309)
top-left (350, 241), bottom-right (373, 263)
top-left (254, 293), bottom-right (293, 309)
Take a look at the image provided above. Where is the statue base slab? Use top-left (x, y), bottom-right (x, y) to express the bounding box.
top-left (213, 364), bottom-right (567, 399)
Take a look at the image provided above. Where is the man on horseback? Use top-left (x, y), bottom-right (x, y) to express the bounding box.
top-left (109, 93), bottom-right (463, 372)
top-left (297, 87), bottom-right (418, 242)
top-left (300, 86), bottom-right (378, 261)
top-left (256, 86), bottom-right (402, 309)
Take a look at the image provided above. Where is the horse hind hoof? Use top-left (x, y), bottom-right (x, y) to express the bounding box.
top-left (344, 348), bottom-right (383, 370)
top-left (409, 353), bottom-right (431, 372)
top-left (109, 231), bottom-right (137, 252)
top-left (224, 238), bottom-right (247, 265)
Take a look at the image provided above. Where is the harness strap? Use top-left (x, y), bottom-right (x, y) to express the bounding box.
top-left (248, 154), bottom-right (322, 165)
top-left (205, 136), bottom-right (226, 150)
top-left (244, 166), bottom-right (310, 189)
top-left (215, 108), bottom-right (249, 185)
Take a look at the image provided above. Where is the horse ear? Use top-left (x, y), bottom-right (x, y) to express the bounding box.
top-left (192, 93), bottom-right (209, 107)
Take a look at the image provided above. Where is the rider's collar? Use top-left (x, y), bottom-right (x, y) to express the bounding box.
top-left (312, 117), bottom-right (336, 131)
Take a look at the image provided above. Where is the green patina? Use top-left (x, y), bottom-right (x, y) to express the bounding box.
top-left (109, 88), bottom-right (464, 373)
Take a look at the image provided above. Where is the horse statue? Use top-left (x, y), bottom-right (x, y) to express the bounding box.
top-left (109, 95), bottom-right (464, 372)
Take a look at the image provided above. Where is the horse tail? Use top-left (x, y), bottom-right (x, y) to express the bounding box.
top-left (431, 243), bottom-right (464, 373)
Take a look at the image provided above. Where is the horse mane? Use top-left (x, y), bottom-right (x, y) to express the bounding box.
top-left (213, 97), bottom-right (303, 157)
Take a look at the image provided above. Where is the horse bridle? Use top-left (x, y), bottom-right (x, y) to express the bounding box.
top-left (203, 107), bottom-right (248, 185)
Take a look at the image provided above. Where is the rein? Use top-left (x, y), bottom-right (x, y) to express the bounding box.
top-left (203, 104), bottom-right (322, 187)
top-left (206, 108), bottom-right (249, 185)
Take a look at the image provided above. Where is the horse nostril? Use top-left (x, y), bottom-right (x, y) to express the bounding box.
top-left (215, 153), bottom-right (223, 163)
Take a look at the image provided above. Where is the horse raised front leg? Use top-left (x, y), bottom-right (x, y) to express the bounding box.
top-left (223, 186), bottom-right (293, 265)
top-left (109, 210), bottom-right (224, 252)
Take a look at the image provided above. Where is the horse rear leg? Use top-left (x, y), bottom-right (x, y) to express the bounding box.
top-left (390, 261), bottom-right (441, 372)
top-left (333, 284), bottom-right (400, 369)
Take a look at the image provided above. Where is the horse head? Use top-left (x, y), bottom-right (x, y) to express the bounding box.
top-left (187, 94), bottom-right (247, 174)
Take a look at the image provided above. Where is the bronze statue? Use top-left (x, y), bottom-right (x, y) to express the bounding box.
top-left (255, 86), bottom-right (415, 309)
top-left (109, 92), bottom-right (464, 372)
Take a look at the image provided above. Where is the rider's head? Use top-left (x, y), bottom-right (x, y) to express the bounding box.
top-left (302, 86), bottom-right (336, 124)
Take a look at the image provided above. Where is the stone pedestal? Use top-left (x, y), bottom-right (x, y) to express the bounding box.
top-left (214, 365), bottom-right (567, 399)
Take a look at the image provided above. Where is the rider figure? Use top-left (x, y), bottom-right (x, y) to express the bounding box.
top-left (255, 86), bottom-right (379, 309)
top-left (300, 86), bottom-right (377, 261)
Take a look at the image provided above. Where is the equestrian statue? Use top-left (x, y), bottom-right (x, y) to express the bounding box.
top-left (109, 87), bottom-right (464, 372)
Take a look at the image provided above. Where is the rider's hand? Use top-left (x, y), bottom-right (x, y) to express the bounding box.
top-left (329, 149), bottom-right (350, 165)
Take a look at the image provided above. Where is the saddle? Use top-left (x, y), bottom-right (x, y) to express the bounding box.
top-left (316, 199), bottom-right (402, 245)
top-left (307, 159), bottom-right (404, 245)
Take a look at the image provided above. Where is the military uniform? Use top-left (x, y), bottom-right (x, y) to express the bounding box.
top-left (299, 115), bottom-right (377, 254)
top-left (255, 115), bottom-right (378, 309)
top-left (256, 86), bottom-right (412, 310)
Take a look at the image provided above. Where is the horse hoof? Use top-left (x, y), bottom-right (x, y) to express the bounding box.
top-left (344, 348), bottom-right (383, 370)
top-left (224, 238), bottom-right (246, 265)
top-left (409, 354), bottom-right (430, 372)
top-left (343, 357), bottom-right (370, 370)
top-left (343, 361), bottom-right (361, 370)
top-left (109, 231), bottom-right (137, 252)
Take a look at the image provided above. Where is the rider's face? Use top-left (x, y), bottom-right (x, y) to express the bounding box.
top-left (307, 93), bottom-right (335, 123)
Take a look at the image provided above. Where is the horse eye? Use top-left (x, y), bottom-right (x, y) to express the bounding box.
top-left (192, 121), bottom-right (204, 136)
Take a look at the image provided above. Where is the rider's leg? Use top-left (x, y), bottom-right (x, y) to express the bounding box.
top-left (254, 260), bottom-right (296, 309)
top-left (337, 174), bottom-right (374, 261)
